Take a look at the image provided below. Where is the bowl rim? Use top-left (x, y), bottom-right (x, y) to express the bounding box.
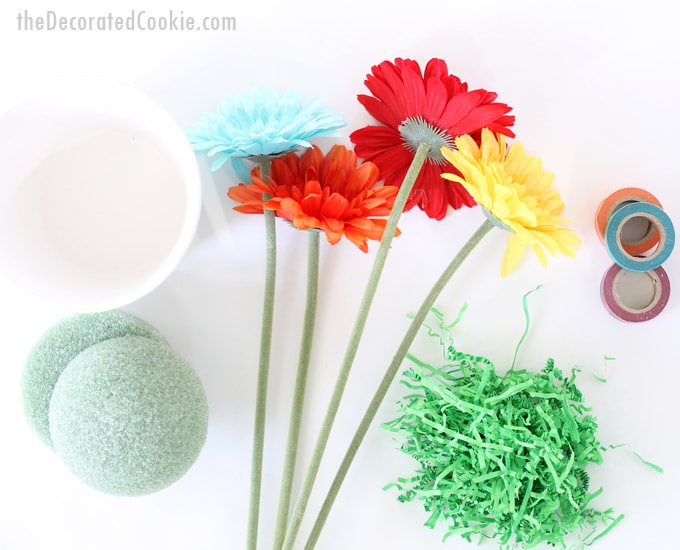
top-left (0, 75), bottom-right (202, 312)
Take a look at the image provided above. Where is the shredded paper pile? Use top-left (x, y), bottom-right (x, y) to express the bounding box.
top-left (384, 348), bottom-right (622, 548)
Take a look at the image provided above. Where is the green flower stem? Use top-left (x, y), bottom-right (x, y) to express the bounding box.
top-left (247, 159), bottom-right (276, 550)
top-left (272, 229), bottom-right (321, 550)
top-left (304, 218), bottom-right (494, 549)
top-left (281, 142), bottom-right (432, 550)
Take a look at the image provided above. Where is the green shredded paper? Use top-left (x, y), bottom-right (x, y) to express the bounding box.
top-left (383, 337), bottom-right (624, 547)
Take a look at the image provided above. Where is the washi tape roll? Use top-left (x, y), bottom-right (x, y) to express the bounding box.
top-left (601, 263), bottom-right (671, 322)
top-left (604, 201), bottom-right (675, 272)
top-left (595, 187), bottom-right (663, 256)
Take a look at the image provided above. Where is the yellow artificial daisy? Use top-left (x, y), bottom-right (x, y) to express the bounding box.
top-left (441, 128), bottom-right (580, 276)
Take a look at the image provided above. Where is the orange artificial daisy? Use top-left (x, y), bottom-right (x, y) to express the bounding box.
top-left (227, 145), bottom-right (399, 252)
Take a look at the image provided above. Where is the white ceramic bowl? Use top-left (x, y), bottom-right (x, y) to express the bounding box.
top-left (0, 77), bottom-right (201, 312)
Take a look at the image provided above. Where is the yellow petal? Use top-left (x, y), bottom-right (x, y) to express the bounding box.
top-left (444, 130), bottom-right (580, 274)
top-left (500, 233), bottom-right (526, 277)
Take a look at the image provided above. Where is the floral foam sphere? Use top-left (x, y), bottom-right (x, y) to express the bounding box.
top-left (49, 336), bottom-right (209, 496)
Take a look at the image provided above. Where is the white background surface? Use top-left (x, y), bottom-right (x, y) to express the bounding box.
top-left (0, 1), bottom-right (678, 549)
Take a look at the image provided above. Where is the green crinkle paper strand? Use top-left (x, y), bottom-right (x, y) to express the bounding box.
top-left (383, 347), bottom-right (622, 548)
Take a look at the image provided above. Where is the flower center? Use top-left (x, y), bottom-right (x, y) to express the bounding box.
top-left (398, 116), bottom-right (455, 164)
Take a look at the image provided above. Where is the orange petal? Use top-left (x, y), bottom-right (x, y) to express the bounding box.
top-left (294, 212), bottom-right (322, 231)
top-left (345, 162), bottom-right (380, 196)
top-left (321, 193), bottom-right (349, 219)
top-left (301, 193), bottom-right (323, 217)
top-left (320, 219), bottom-right (344, 245)
top-left (227, 183), bottom-right (266, 204)
top-left (343, 226), bottom-right (369, 253)
top-left (300, 145), bottom-right (324, 175)
top-left (233, 204), bottom-right (264, 214)
top-left (304, 179), bottom-right (323, 197)
top-left (276, 197), bottom-right (303, 223)
top-left (346, 218), bottom-right (388, 241)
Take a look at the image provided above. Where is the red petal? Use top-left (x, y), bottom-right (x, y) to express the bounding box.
top-left (423, 77), bottom-right (448, 123)
top-left (350, 126), bottom-right (402, 159)
top-left (442, 74), bottom-right (468, 98)
top-left (363, 68), bottom-right (403, 115)
top-left (383, 163), bottom-right (411, 191)
top-left (437, 90), bottom-right (486, 129)
top-left (445, 178), bottom-right (477, 209)
top-left (357, 95), bottom-right (401, 129)
top-left (398, 60), bottom-right (428, 119)
top-left (414, 163), bottom-right (449, 219)
top-left (366, 146), bottom-right (413, 185)
top-left (393, 58), bottom-right (422, 75)
top-left (452, 103), bottom-right (514, 136)
top-left (368, 61), bottom-right (414, 121)
top-left (423, 58), bottom-right (449, 80)
top-left (485, 116), bottom-right (516, 137)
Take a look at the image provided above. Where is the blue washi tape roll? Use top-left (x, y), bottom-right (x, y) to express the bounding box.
top-left (605, 201), bottom-right (675, 272)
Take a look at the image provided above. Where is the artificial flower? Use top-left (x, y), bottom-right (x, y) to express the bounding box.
top-left (350, 58), bottom-right (515, 219)
top-left (187, 85), bottom-right (346, 550)
top-left (186, 86), bottom-right (346, 173)
top-left (228, 145), bottom-right (399, 252)
top-left (441, 128), bottom-right (581, 276)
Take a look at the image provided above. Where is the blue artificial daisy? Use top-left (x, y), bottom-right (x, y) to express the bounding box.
top-left (186, 86), bottom-right (346, 177)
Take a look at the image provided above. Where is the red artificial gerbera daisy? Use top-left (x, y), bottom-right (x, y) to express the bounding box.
top-left (350, 58), bottom-right (515, 220)
top-left (227, 145), bottom-right (399, 252)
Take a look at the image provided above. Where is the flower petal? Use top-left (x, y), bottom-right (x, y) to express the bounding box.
top-left (444, 128), bottom-right (580, 274)
top-left (187, 86), bottom-right (346, 171)
top-left (320, 193), bottom-right (350, 219)
top-left (501, 233), bottom-right (526, 277)
top-left (437, 90), bottom-right (485, 129)
top-left (357, 95), bottom-right (401, 129)
top-left (350, 126), bottom-right (402, 159)
top-left (233, 144), bottom-right (397, 251)
top-left (451, 103), bottom-right (515, 137)
top-left (423, 76), bottom-right (448, 122)
top-left (352, 58), bottom-right (515, 217)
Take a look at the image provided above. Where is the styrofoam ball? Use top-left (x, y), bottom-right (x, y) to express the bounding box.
top-left (48, 336), bottom-right (208, 496)
top-left (21, 311), bottom-right (165, 448)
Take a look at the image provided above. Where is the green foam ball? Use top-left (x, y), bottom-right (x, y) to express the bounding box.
top-left (21, 311), bottom-right (165, 448)
top-left (48, 335), bottom-right (208, 496)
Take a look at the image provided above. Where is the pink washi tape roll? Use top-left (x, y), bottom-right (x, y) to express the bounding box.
top-left (600, 263), bottom-right (671, 322)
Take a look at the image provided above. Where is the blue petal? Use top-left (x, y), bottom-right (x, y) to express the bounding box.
top-left (186, 85), bottom-right (347, 177)
top-left (230, 158), bottom-right (253, 182)
top-left (209, 154), bottom-right (230, 172)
